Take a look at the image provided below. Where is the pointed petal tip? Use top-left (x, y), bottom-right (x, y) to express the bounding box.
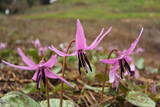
top-left (140, 27), bottom-right (144, 35)
top-left (17, 47), bottom-right (21, 52)
top-left (108, 26), bottom-right (112, 32)
top-left (77, 19), bottom-right (80, 22)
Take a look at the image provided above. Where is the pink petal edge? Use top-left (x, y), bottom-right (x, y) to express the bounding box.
top-left (43, 55), bottom-right (57, 68)
top-left (125, 27), bottom-right (143, 55)
top-left (76, 19), bottom-right (87, 50)
top-left (49, 45), bottom-right (76, 56)
top-left (2, 60), bottom-right (37, 70)
top-left (17, 48), bottom-right (36, 66)
top-left (86, 27), bottom-right (112, 50)
top-left (45, 70), bottom-right (74, 88)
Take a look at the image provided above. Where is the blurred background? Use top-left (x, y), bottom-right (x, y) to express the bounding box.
top-left (0, 0), bottom-right (160, 106)
top-left (0, 0), bottom-right (159, 67)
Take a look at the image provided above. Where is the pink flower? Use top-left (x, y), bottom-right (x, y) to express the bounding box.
top-left (49, 19), bottom-right (112, 73)
top-left (0, 43), bottom-right (7, 50)
top-left (32, 39), bottom-right (47, 56)
top-left (100, 28), bottom-right (143, 86)
top-left (2, 48), bottom-right (73, 89)
top-left (134, 47), bottom-right (144, 54)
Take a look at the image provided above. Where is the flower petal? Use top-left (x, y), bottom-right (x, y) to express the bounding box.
top-left (85, 28), bottom-right (104, 50)
top-left (124, 56), bottom-right (133, 62)
top-left (109, 70), bottom-right (116, 83)
top-left (100, 55), bottom-right (123, 64)
top-left (49, 45), bottom-right (76, 56)
top-left (32, 39), bottom-right (41, 48)
top-left (76, 19), bottom-right (87, 50)
top-left (43, 55), bottom-right (57, 68)
top-left (45, 70), bottom-right (74, 88)
top-left (2, 60), bottom-right (37, 70)
top-left (86, 27), bottom-right (112, 50)
top-left (109, 63), bottom-right (119, 83)
top-left (125, 28), bottom-right (143, 55)
top-left (17, 48), bottom-right (36, 66)
top-left (32, 71), bottom-right (38, 81)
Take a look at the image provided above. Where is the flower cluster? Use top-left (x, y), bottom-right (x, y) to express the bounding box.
top-left (2, 19), bottom-right (143, 90)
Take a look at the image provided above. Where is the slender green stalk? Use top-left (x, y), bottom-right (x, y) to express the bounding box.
top-left (60, 40), bottom-right (75, 107)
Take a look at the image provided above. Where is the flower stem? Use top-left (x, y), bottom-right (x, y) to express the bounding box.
top-left (46, 77), bottom-right (50, 107)
top-left (60, 40), bottom-right (75, 107)
top-left (101, 49), bottom-right (118, 99)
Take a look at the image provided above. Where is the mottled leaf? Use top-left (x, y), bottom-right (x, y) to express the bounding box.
top-left (135, 58), bottom-right (144, 70)
top-left (40, 98), bottom-right (75, 107)
top-left (126, 91), bottom-right (156, 107)
top-left (22, 83), bottom-right (37, 94)
top-left (0, 91), bottom-right (40, 107)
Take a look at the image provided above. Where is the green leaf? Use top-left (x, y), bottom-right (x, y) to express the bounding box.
top-left (86, 64), bottom-right (96, 81)
top-left (52, 65), bottom-right (62, 74)
top-left (84, 85), bottom-right (109, 93)
top-left (0, 91), bottom-right (40, 107)
top-left (135, 58), bottom-right (144, 70)
top-left (40, 98), bottom-right (75, 107)
top-left (126, 91), bottom-right (156, 107)
top-left (146, 67), bottom-right (159, 74)
top-left (27, 48), bottom-right (40, 62)
top-left (67, 56), bottom-right (76, 63)
top-left (22, 83), bottom-right (37, 94)
top-left (0, 49), bottom-right (11, 58)
top-left (52, 82), bottom-right (75, 93)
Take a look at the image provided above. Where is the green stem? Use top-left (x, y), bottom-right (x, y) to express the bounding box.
top-left (60, 40), bottom-right (75, 107)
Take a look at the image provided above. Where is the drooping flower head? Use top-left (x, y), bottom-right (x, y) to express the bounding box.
top-left (32, 39), bottom-right (47, 56)
top-left (100, 28), bottom-right (143, 88)
top-left (2, 48), bottom-right (73, 89)
top-left (49, 19), bottom-right (112, 73)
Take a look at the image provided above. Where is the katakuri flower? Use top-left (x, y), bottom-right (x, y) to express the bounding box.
top-left (0, 43), bottom-right (7, 50)
top-left (49, 19), bottom-right (112, 73)
top-left (32, 39), bottom-right (47, 56)
top-left (2, 48), bottom-right (73, 89)
top-left (100, 28), bottom-right (143, 88)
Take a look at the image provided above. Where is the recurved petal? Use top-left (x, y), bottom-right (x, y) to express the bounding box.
top-left (49, 45), bottom-right (76, 56)
top-left (32, 71), bottom-right (38, 81)
top-left (45, 70), bottom-right (74, 88)
top-left (85, 28), bottom-right (104, 50)
top-left (76, 19), bottom-right (87, 50)
top-left (17, 48), bottom-right (36, 66)
top-left (43, 55), bottom-right (57, 68)
top-left (2, 60), bottom-right (37, 70)
top-left (86, 27), bottom-right (112, 50)
top-left (125, 28), bottom-right (143, 55)
top-left (109, 63), bottom-right (119, 83)
top-left (100, 55), bottom-right (123, 64)
top-left (124, 56), bottom-right (133, 63)
top-left (109, 70), bottom-right (116, 83)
